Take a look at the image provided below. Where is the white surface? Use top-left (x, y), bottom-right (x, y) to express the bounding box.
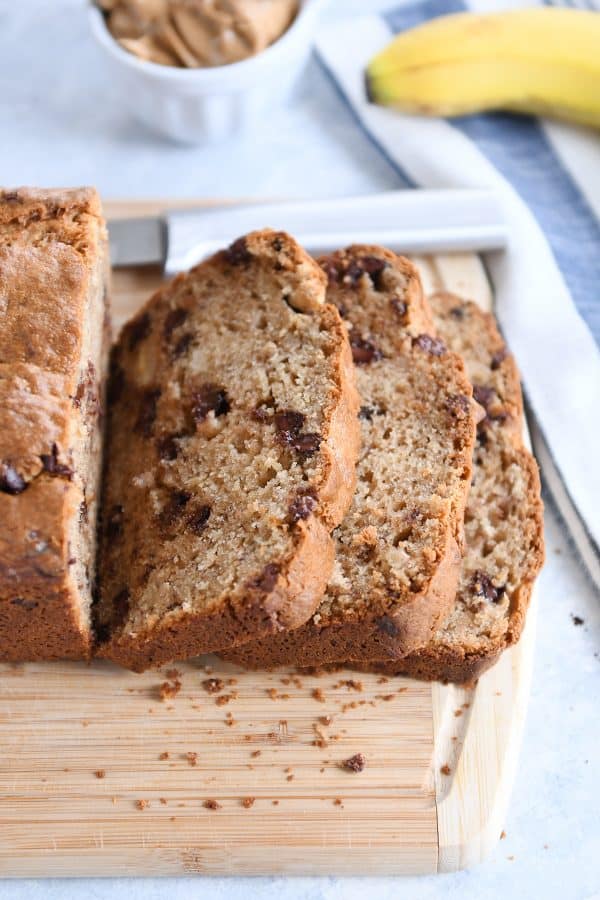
top-left (1, 1), bottom-right (599, 898)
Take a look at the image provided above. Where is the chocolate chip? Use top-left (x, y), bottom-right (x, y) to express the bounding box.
top-left (2, 191), bottom-right (19, 203)
top-left (449, 305), bottom-right (465, 319)
top-left (192, 384), bottom-right (230, 423)
top-left (187, 505), bottom-right (211, 535)
top-left (341, 753), bottom-right (366, 773)
top-left (252, 404), bottom-right (272, 423)
top-left (288, 490), bottom-right (318, 524)
top-left (344, 262), bottom-right (365, 286)
top-left (273, 410), bottom-right (305, 436)
top-left (160, 491), bottom-right (191, 528)
top-left (40, 444), bottom-right (73, 480)
top-left (471, 570), bottom-right (506, 603)
top-left (112, 589), bottom-right (131, 629)
top-left (473, 385), bottom-right (496, 411)
top-left (359, 405), bottom-right (374, 421)
top-left (127, 312), bottom-right (151, 350)
top-left (0, 463), bottom-right (26, 494)
top-left (377, 616), bottom-right (399, 637)
top-left (412, 334), bottom-right (447, 356)
top-left (105, 504), bottom-right (124, 540)
top-left (272, 236), bottom-right (283, 252)
top-left (11, 597), bottom-right (38, 611)
top-left (163, 307), bottom-right (188, 339)
top-left (156, 433), bottom-right (182, 461)
top-left (135, 388), bottom-right (161, 436)
top-left (172, 333), bottom-right (193, 359)
top-left (251, 563), bottom-right (280, 593)
top-left (491, 347), bottom-right (508, 370)
top-left (390, 297), bottom-right (407, 318)
top-left (80, 498), bottom-right (89, 524)
top-left (350, 334), bottom-right (383, 365)
top-left (358, 255), bottom-right (389, 290)
top-left (224, 236), bottom-right (252, 266)
top-left (290, 432), bottom-right (321, 456)
top-left (446, 393), bottom-right (471, 419)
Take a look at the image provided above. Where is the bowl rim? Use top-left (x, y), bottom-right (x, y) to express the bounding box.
top-left (89, 0), bottom-right (327, 83)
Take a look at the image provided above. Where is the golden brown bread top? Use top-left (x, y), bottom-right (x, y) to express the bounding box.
top-left (0, 187), bottom-right (106, 376)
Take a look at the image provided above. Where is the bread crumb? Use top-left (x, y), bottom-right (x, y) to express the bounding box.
top-left (377, 676), bottom-right (389, 684)
top-left (215, 692), bottom-right (238, 706)
top-left (272, 800), bottom-right (279, 805)
top-left (135, 799), bottom-right (149, 810)
top-left (286, 774), bottom-right (294, 781)
top-left (202, 678), bottom-right (224, 694)
top-left (440, 764), bottom-right (451, 776)
top-left (571, 614), bottom-right (585, 626)
top-left (267, 688), bottom-right (278, 700)
top-left (312, 688), bottom-right (326, 703)
top-left (203, 799), bottom-right (221, 810)
top-left (334, 679), bottom-right (363, 692)
top-left (500, 830), bottom-right (506, 839)
top-left (186, 752), bottom-right (198, 767)
top-left (224, 712), bottom-right (236, 726)
top-left (333, 798), bottom-right (343, 806)
top-left (159, 751), bottom-right (170, 760)
top-left (241, 797), bottom-right (255, 808)
top-left (227, 677), bottom-right (238, 685)
top-left (454, 709), bottom-right (463, 717)
top-left (376, 694), bottom-right (395, 702)
top-left (165, 667), bottom-right (181, 679)
top-left (159, 678), bottom-right (182, 701)
top-left (94, 770), bottom-right (105, 779)
top-left (507, 855), bottom-right (515, 861)
top-left (251, 749), bottom-right (261, 758)
top-left (319, 715), bottom-right (333, 726)
top-left (341, 753), bottom-right (365, 773)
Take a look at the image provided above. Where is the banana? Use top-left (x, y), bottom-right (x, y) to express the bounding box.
top-left (365, 9), bottom-right (600, 130)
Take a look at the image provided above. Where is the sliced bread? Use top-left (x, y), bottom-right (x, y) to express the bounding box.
top-left (367, 293), bottom-right (545, 682)
top-left (223, 247), bottom-right (478, 669)
top-left (95, 230), bottom-right (360, 672)
top-left (0, 187), bottom-right (110, 660)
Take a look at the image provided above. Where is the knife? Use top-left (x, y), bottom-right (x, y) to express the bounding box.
top-left (109, 189), bottom-right (507, 275)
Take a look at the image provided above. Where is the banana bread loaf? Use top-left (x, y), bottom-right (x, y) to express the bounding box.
top-left (223, 247), bottom-right (477, 670)
top-left (366, 293), bottom-right (545, 682)
top-left (0, 187), bottom-right (110, 660)
top-left (95, 230), bottom-right (360, 672)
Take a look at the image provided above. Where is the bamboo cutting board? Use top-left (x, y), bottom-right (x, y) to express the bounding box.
top-left (0, 200), bottom-right (538, 877)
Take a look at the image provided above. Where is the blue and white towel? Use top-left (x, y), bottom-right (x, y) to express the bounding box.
top-left (316, 0), bottom-right (600, 587)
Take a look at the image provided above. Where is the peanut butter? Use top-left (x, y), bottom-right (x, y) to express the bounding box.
top-left (98, 0), bottom-right (299, 68)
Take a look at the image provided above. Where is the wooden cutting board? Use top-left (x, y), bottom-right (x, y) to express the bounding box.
top-left (0, 200), bottom-right (537, 877)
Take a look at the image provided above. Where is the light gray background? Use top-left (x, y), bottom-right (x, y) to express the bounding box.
top-left (0, 1), bottom-right (599, 898)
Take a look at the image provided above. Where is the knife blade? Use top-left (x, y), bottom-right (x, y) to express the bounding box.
top-left (109, 189), bottom-right (507, 276)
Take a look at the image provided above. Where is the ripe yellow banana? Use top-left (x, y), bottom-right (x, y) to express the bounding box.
top-left (366, 8), bottom-right (600, 129)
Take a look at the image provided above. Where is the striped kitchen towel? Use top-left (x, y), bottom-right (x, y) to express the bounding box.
top-left (316, 0), bottom-right (600, 588)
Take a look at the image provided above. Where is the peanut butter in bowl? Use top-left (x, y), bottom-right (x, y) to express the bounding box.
top-left (97, 0), bottom-right (300, 68)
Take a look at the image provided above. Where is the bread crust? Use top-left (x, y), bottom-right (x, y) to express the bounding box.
top-left (223, 248), bottom-right (477, 670)
top-left (0, 187), bottom-right (110, 661)
top-left (97, 230), bottom-right (360, 671)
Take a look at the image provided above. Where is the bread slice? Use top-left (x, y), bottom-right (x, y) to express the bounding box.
top-left (367, 293), bottom-right (545, 682)
top-left (95, 230), bottom-right (360, 672)
top-left (222, 247), bottom-right (477, 670)
top-left (0, 187), bottom-right (110, 660)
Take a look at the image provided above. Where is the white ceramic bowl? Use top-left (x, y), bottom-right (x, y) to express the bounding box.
top-left (89, 0), bottom-right (327, 144)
